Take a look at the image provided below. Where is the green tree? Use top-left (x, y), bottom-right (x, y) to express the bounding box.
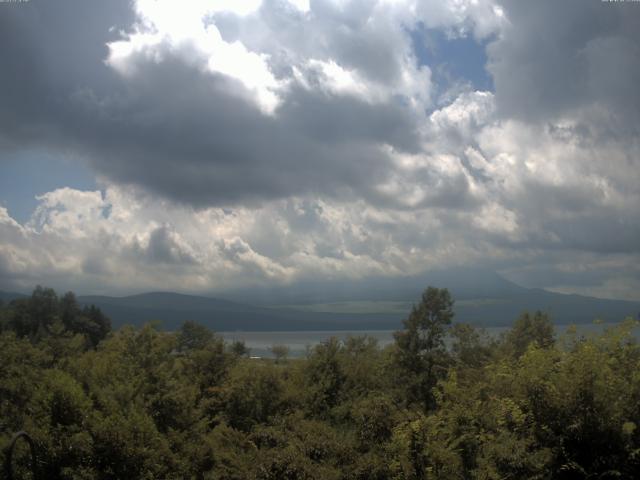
top-left (29, 286), bottom-right (59, 336)
top-left (270, 344), bottom-right (290, 364)
top-left (450, 322), bottom-right (493, 370)
top-left (230, 340), bottom-right (251, 357)
top-left (81, 304), bottom-right (111, 347)
top-left (504, 310), bottom-right (555, 358)
top-left (393, 286), bottom-right (454, 410)
top-left (305, 337), bottom-right (346, 416)
top-left (6, 286), bottom-right (59, 339)
top-left (340, 336), bottom-right (386, 398)
top-left (177, 320), bottom-right (214, 351)
top-left (220, 362), bottom-right (286, 431)
top-left (3, 288), bottom-right (110, 348)
top-left (251, 415), bottom-right (345, 480)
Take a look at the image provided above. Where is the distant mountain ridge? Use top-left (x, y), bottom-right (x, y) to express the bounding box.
top-left (218, 267), bottom-right (527, 305)
top-left (79, 292), bottom-right (251, 313)
top-left (0, 291), bottom-right (26, 303)
top-left (75, 292), bottom-right (395, 331)
top-left (1, 269), bottom-right (638, 331)
top-left (81, 288), bottom-right (640, 331)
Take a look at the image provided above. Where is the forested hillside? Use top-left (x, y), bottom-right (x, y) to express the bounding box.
top-left (1, 287), bottom-right (639, 479)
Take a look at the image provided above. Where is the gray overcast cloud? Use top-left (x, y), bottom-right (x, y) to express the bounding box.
top-left (0, 0), bottom-right (639, 300)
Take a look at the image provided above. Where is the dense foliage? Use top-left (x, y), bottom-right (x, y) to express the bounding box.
top-left (1, 287), bottom-right (639, 479)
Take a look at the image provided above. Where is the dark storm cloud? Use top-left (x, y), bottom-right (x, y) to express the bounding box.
top-left (0, 0), bottom-right (422, 208)
top-left (509, 177), bottom-right (640, 254)
top-left (487, 0), bottom-right (640, 134)
top-left (0, 0), bottom-right (134, 148)
top-left (72, 55), bottom-right (417, 206)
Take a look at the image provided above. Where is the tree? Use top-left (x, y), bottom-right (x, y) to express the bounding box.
top-left (270, 344), bottom-right (290, 364)
top-left (0, 299), bottom-right (7, 333)
top-left (177, 320), bottom-right (214, 351)
top-left (29, 286), bottom-right (59, 334)
top-left (60, 291), bottom-right (110, 347)
top-left (305, 337), bottom-right (346, 415)
top-left (450, 322), bottom-right (493, 370)
top-left (221, 362), bottom-right (285, 431)
top-left (60, 291), bottom-right (80, 331)
top-left (81, 304), bottom-right (111, 347)
top-left (393, 286), bottom-right (454, 410)
top-left (230, 340), bottom-right (251, 357)
top-left (6, 286), bottom-right (59, 339)
top-left (504, 310), bottom-right (554, 358)
top-left (3, 288), bottom-right (110, 348)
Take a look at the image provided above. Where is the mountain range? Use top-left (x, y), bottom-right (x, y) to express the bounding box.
top-left (1, 268), bottom-right (639, 331)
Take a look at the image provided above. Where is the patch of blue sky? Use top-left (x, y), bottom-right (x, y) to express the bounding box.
top-left (0, 150), bottom-right (97, 224)
top-left (411, 25), bottom-right (494, 100)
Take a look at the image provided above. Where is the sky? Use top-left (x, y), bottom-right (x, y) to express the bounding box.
top-left (0, 0), bottom-right (639, 300)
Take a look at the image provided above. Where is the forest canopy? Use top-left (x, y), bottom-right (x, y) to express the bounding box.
top-left (1, 286), bottom-right (639, 479)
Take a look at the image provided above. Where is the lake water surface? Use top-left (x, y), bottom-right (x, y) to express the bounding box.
top-left (220, 322), bottom-right (639, 358)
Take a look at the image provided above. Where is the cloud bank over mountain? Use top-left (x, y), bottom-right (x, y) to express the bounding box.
top-left (0, 0), bottom-right (639, 300)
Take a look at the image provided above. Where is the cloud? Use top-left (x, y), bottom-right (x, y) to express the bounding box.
top-left (487, 0), bottom-right (640, 137)
top-left (0, 0), bottom-right (506, 208)
top-left (1, 175), bottom-right (638, 300)
top-left (1, 0), bottom-right (639, 300)
top-left (0, 0), bottom-right (134, 149)
top-left (501, 253), bottom-right (640, 302)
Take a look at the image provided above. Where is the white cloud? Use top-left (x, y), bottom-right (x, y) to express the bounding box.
top-left (108, 0), bottom-right (281, 113)
top-left (287, 0), bottom-right (310, 13)
top-left (106, 0), bottom-right (505, 116)
top-left (1, 0), bottom-right (639, 301)
top-left (429, 90), bottom-right (495, 134)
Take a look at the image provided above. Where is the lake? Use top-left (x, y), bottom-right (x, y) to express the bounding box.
top-left (220, 322), bottom-right (640, 358)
